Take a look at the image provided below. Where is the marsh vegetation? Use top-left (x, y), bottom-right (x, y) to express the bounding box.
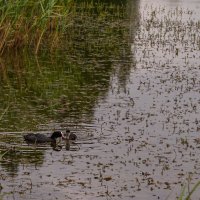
top-left (0, 0), bottom-right (200, 199)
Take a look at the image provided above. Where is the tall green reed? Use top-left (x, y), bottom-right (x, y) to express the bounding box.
top-left (0, 0), bottom-right (73, 54)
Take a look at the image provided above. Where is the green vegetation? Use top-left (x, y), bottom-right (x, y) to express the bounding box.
top-left (178, 181), bottom-right (200, 200)
top-left (0, 0), bottom-right (73, 54)
top-left (0, 150), bottom-right (9, 161)
top-left (0, 0), bottom-right (128, 54)
top-left (0, 1), bottom-right (131, 131)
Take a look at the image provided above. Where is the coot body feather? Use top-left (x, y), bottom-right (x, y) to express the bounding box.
top-left (24, 131), bottom-right (64, 144)
top-left (66, 129), bottom-right (77, 141)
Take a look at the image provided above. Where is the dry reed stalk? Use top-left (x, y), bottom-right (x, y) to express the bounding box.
top-left (0, 24), bottom-right (11, 54)
top-left (35, 29), bottom-right (45, 54)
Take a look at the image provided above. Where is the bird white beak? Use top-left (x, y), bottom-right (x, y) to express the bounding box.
top-left (61, 132), bottom-right (66, 140)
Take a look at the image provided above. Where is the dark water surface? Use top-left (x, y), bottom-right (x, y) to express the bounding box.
top-left (0, 0), bottom-right (200, 199)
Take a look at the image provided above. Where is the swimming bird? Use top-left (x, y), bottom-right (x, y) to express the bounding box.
top-left (64, 129), bottom-right (78, 150)
top-left (66, 129), bottom-right (77, 141)
top-left (23, 131), bottom-right (65, 144)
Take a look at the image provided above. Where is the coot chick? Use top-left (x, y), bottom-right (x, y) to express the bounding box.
top-left (24, 131), bottom-right (65, 144)
top-left (66, 129), bottom-right (77, 141)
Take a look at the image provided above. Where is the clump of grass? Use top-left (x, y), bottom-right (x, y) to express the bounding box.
top-left (0, 0), bottom-right (127, 54)
top-left (178, 180), bottom-right (200, 200)
top-left (0, 0), bottom-right (73, 54)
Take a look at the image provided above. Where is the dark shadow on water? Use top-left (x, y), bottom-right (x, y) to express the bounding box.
top-left (0, 1), bottom-right (139, 132)
top-left (0, 1), bottom-right (140, 199)
top-left (0, 149), bottom-right (45, 177)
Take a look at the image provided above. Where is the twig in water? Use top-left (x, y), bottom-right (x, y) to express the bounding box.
top-left (101, 122), bottom-right (106, 135)
top-left (0, 150), bottom-right (10, 161)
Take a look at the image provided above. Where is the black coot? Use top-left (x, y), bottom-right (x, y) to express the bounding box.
top-left (24, 131), bottom-right (65, 144)
top-left (66, 129), bottom-right (77, 141)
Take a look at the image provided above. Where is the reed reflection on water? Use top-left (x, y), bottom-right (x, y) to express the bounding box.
top-left (0, 0), bottom-right (200, 199)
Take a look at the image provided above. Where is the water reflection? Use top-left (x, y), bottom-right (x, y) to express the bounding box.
top-left (0, 133), bottom-right (46, 176)
top-left (1, 0), bottom-right (199, 199)
top-left (115, 0), bottom-right (140, 89)
top-left (0, 0), bottom-right (137, 180)
top-left (0, 1), bottom-right (135, 132)
top-left (1, 148), bottom-right (45, 176)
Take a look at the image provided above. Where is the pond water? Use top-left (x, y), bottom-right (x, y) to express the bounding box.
top-left (0, 0), bottom-right (200, 199)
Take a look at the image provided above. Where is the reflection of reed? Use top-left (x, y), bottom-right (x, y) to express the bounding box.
top-left (0, 58), bottom-right (8, 84)
top-left (112, 0), bottom-right (140, 89)
top-left (0, 149), bottom-right (9, 161)
top-left (0, 104), bottom-right (10, 121)
top-left (0, 2), bottom-right (133, 131)
top-left (0, 142), bottom-right (45, 176)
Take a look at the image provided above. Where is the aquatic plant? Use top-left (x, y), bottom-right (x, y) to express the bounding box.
top-left (0, 0), bottom-right (128, 54)
top-left (0, 150), bottom-right (9, 161)
top-left (0, 0), bottom-right (73, 54)
top-left (178, 181), bottom-right (200, 200)
top-left (0, 1), bottom-right (130, 131)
